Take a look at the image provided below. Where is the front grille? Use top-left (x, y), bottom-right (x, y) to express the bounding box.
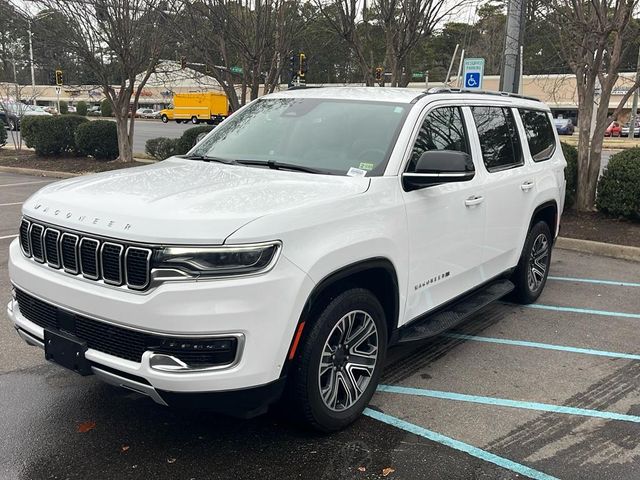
top-left (19, 218), bottom-right (151, 290)
top-left (15, 289), bottom-right (238, 366)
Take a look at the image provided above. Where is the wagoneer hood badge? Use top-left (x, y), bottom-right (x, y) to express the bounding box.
top-left (21, 158), bottom-right (369, 244)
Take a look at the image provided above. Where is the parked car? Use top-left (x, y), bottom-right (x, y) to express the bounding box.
top-left (137, 108), bottom-right (159, 119)
top-left (8, 87), bottom-right (566, 431)
top-left (620, 121), bottom-right (640, 137)
top-left (68, 106), bottom-right (77, 113)
top-left (553, 118), bottom-right (574, 135)
top-left (87, 106), bottom-right (101, 117)
top-left (605, 121), bottom-right (622, 137)
top-left (0, 110), bottom-right (20, 130)
top-left (43, 106), bottom-right (58, 115)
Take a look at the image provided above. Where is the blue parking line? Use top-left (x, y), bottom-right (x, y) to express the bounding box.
top-left (377, 385), bottom-right (640, 423)
top-left (443, 332), bottom-right (640, 360)
top-left (548, 276), bottom-right (640, 288)
top-left (526, 304), bottom-right (640, 319)
top-left (364, 408), bottom-right (558, 480)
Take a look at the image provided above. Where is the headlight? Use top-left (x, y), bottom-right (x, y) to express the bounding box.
top-left (152, 241), bottom-right (281, 279)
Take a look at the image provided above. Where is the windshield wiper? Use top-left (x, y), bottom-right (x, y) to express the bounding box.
top-left (181, 154), bottom-right (238, 165)
top-left (236, 159), bottom-right (327, 174)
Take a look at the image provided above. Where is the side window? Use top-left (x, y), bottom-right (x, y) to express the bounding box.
top-left (519, 109), bottom-right (556, 162)
top-left (471, 106), bottom-right (523, 172)
top-left (407, 106), bottom-right (469, 172)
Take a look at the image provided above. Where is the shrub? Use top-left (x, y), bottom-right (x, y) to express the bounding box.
top-left (76, 101), bottom-right (88, 116)
top-left (145, 137), bottom-right (180, 160)
top-left (561, 142), bottom-right (578, 208)
top-left (0, 120), bottom-right (6, 147)
top-left (59, 101), bottom-right (68, 115)
top-left (100, 99), bottom-right (113, 117)
top-left (28, 115), bottom-right (89, 156)
top-left (596, 148), bottom-right (640, 220)
top-left (176, 125), bottom-right (214, 154)
top-left (20, 116), bottom-right (50, 148)
top-left (75, 120), bottom-right (119, 160)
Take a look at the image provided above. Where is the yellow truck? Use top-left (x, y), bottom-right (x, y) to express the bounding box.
top-left (160, 92), bottom-right (229, 125)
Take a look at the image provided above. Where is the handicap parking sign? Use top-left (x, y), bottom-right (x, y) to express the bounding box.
top-left (464, 72), bottom-right (480, 89)
top-left (462, 58), bottom-right (484, 90)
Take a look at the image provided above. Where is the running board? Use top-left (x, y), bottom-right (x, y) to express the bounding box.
top-left (396, 279), bottom-right (515, 343)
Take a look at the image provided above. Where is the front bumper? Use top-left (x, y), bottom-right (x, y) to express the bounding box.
top-left (8, 238), bottom-right (314, 406)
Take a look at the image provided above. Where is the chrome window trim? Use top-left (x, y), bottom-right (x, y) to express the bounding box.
top-left (29, 223), bottom-right (45, 263)
top-left (60, 232), bottom-right (80, 274)
top-left (79, 237), bottom-right (100, 280)
top-left (20, 218), bottom-right (31, 257)
top-left (124, 247), bottom-right (152, 290)
top-left (43, 228), bottom-right (61, 269)
top-left (100, 242), bottom-right (124, 286)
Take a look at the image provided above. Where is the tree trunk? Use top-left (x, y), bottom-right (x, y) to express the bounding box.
top-left (114, 115), bottom-right (134, 163)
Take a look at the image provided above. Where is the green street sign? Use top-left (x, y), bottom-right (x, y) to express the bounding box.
top-left (411, 72), bottom-right (423, 78)
top-left (230, 66), bottom-right (243, 74)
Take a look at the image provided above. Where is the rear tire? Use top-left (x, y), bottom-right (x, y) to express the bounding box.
top-left (191, 116), bottom-right (199, 124)
top-left (512, 221), bottom-right (552, 304)
top-left (288, 288), bottom-right (387, 432)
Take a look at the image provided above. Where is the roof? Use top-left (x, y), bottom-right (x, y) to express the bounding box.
top-left (267, 87), bottom-right (424, 104)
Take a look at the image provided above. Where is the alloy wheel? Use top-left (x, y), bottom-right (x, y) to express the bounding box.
top-left (318, 310), bottom-right (379, 412)
top-left (527, 233), bottom-right (549, 292)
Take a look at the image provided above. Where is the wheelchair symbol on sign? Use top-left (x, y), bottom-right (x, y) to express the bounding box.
top-left (466, 76), bottom-right (478, 87)
top-left (465, 72), bottom-right (481, 89)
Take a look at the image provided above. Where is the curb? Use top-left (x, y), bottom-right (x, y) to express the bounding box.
top-left (556, 237), bottom-right (640, 263)
top-left (0, 166), bottom-right (78, 179)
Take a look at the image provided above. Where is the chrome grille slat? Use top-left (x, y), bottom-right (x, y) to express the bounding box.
top-left (18, 218), bottom-right (152, 291)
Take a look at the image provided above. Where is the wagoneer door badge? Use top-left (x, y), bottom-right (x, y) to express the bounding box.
top-left (415, 271), bottom-right (450, 291)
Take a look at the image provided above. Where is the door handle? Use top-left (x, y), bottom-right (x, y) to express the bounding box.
top-left (520, 181), bottom-right (535, 191)
top-left (465, 195), bottom-right (484, 207)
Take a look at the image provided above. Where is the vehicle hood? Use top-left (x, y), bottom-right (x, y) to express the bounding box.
top-left (22, 158), bottom-right (370, 244)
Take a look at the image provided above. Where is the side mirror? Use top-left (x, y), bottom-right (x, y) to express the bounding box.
top-left (402, 150), bottom-right (475, 191)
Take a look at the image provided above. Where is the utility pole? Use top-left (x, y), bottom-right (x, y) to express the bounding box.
top-left (500, 0), bottom-right (526, 93)
top-left (629, 45), bottom-right (640, 138)
top-left (28, 20), bottom-right (36, 105)
top-left (445, 44), bottom-right (459, 87)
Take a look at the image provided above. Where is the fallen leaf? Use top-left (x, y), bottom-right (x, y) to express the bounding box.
top-left (382, 467), bottom-right (395, 477)
top-left (121, 445), bottom-right (130, 452)
top-left (77, 421), bottom-right (96, 433)
top-left (357, 466), bottom-right (366, 472)
top-left (167, 457), bottom-right (177, 464)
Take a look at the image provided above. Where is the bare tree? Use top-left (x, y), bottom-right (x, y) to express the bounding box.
top-left (27, 0), bottom-right (169, 162)
top-left (174, 0), bottom-right (301, 111)
top-left (548, 0), bottom-right (640, 212)
top-left (0, 82), bottom-right (45, 150)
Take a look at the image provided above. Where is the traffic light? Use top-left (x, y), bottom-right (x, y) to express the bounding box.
top-left (55, 70), bottom-right (63, 86)
top-left (298, 53), bottom-right (306, 78)
top-left (375, 67), bottom-right (383, 81)
top-left (180, 57), bottom-right (187, 69)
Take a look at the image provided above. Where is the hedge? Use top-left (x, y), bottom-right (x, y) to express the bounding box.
top-left (59, 101), bottom-right (68, 115)
top-left (596, 148), bottom-right (640, 220)
top-left (30, 115), bottom-right (89, 156)
top-left (100, 99), bottom-right (113, 117)
top-left (75, 120), bottom-right (119, 160)
top-left (145, 137), bottom-right (179, 160)
top-left (0, 120), bottom-right (6, 146)
top-left (20, 116), bottom-right (50, 148)
top-left (176, 125), bottom-right (214, 154)
top-left (561, 142), bottom-right (578, 208)
top-left (76, 101), bottom-right (88, 116)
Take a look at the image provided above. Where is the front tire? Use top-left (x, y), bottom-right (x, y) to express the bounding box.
top-left (512, 221), bottom-right (552, 304)
top-left (161, 115), bottom-right (168, 123)
top-left (288, 288), bottom-right (387, 432)
top-left (191, 116), bottom-right (199, 124)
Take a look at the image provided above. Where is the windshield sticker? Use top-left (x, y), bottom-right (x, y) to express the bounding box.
top-left (347, 167), bottom-right (367, 177)
top-left (358, 162), bottom-right (374, 171)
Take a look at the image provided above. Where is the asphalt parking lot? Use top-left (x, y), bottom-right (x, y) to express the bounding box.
top-left (1, 171), bottom-right (639, 480)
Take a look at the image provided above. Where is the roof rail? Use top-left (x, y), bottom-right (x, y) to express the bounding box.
top-left (425, 87), bottom-right (541, 103)
top-left (286, 85), bottom-right (324, 91)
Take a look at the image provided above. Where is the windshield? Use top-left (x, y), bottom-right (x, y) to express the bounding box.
top-left (554, 119), bottom-right (569, 126)
top-left (190, 98), bottom-right (411, 176)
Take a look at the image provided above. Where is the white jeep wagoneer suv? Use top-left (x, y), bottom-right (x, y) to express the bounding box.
top-left (8, 87), bottom-right (565, 431)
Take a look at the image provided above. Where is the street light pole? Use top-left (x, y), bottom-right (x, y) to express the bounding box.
top-left (500, 0), bottom-right (526, 93)
top-left (28, 19), bottom-right (37, 106)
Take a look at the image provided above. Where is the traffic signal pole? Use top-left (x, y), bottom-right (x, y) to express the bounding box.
top-left (500, 0), bottom-right (526, 93)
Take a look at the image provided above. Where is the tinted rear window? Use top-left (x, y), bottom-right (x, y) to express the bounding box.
top-left (520, 109), bottom-right (556, 162)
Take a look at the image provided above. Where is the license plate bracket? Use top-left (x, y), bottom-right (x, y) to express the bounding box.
top-left (44, 329), bottom-right (92, 376)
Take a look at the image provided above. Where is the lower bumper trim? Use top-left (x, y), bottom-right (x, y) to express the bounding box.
top-left (92, 366), bottom-right (169, 406)
top-left (16, 328), bottom-right (44, 349)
